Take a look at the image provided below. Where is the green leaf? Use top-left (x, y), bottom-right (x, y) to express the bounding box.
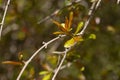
top-left (39, 71), bottom-right (49, 75)
top-left (64, 38), bottom-right (75, 48)
top-left (89, 34), bottom-right (96, 39)
top-left (42, 73), bottom-right (51, 80)
top-left (80, 66), bottom-right (85, 71)
top-left (74, 22), bottom-right (84, 35)
top-left (64, 36), bottom-right (83, 48)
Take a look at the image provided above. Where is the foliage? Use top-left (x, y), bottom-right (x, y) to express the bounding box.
top-left (0, 0), bottom-right (120, 80)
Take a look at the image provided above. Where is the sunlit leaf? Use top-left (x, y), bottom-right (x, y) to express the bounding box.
top-left (18, 52), bottom-right (23, 61)
top-left (61, 23), bottom-right (66, 29)
top-left (39, 71), bottom-right (49, 75)
top-left (74, 22), bottom-right (84, 34)
top-left (73, 36), bottom-right (84, 42)
top-left (68, 11), bottom-right (73, 29)
top-left (52, 20), bottom-right (67, 32)
top-left (89, 34), bottom-right (96, 39)
top-left (80, 66), bottom-right (85, 71)
top-left (65, 17), bottom-right (69, 29)
top-left (52, 19), bottom-right (61, 28)
top-left (64, 38), bottom-right (75, 48)
top-left (53, 31), bottom-right (65, 35)
top-left (2, 61), bottom-right (22, 66)
top-left (64, 36), bottom-right (83, 48)
top-left (42, 73), bottom-right (52, 80)
top-left (52, 11), bottom-right (74, 35)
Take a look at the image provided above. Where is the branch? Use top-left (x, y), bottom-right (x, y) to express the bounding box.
top-left (37, 9), bottom-right (60, 24)
top-left (52, 48), bottom-right (69, 80)
top-left (0, 0), bottom-right (11, 39)
top-left (117, 0), bottom-right (120, 4)
top-left (16, 35), bottom-right (65, 80)
top-left (51, 1), bottom-right (102, 80)
top-left (57, 62), bottom-right (72, 71)
top-left (77, 0), bottom-right (101, 35)
top-left (37, 0), bottom-right (82, 24)
top-left (17, 0), bottom-right (102, 80)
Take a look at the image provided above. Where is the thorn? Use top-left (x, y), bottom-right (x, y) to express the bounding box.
top-left (42, 41), bottom-right (48, 48)
top-left (42, 41), bottom-right (46, 44)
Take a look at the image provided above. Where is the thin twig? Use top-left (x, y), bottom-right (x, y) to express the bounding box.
top-left (16, 35), bottom-right (65, 80)
top-left (78, 0), bottom-right (101, 35)
top-left (37, 9), bottom-right (60, 24)
top-left (17, 0), bottom-right (102, 79)
top-left (0, 0), bottom-right (11, 39)
top-left (77, 2), bottom-right (97, 35)
top-left (95, 0), bottom-right (101, 9)
top-left (37, 0), bottom-right (82, 24)
top-left (117, 0), bottom-right (120, 4)
top-left (58, 62), bottom-right (72, 70)
top-left (52, 48), bottom-right (69, 80)
top-left (52, 0), bottom-right (102, 80)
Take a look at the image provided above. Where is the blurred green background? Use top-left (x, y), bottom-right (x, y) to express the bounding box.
top-left (0, 0), bottom-right (120, 80)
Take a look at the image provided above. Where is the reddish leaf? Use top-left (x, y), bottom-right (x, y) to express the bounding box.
top-left (65, 17), bottom-right (69, 30)
top-left (2, 61), bottom-right (23, 66)
top-left (53, 31), bottom-right (65, 35)
top-left (52, 20), bottom-right (67, 32)
top-left (68, 12), bottom-right (73, 29)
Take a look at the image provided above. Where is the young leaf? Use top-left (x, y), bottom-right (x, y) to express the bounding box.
top-left (89, 34), bottom-right (96, 39)
top-left (64, 36), bottom-right (83, 48)
top-left (2, 61), bottom-right (22, 66)
top-left (65, 17), bottom-right (69, 29)
top-left (53, 31), bottom-right (65, 35)
top-left (18, 52), bottom-right (23, 61)
top-left (52, 19), bottom-right (62, 28)
top-left (74, 22), bottom-right (84, 34)
top-left (52, 20), bottom-right (67, 32)
top-left (68, 11), bottom-right (73, 29)
top-left (39, 71), bottom-right (49, 75)
top-left (19, 54), bottom-right (23, 61)
top-left (42, 73), bottom-right (52, 80)
top-left (80, 66), bottom-right (85, 71)
top-left (64, 38), bottom-right (75, 48)
top-left (73, 36), bottom-right (84, 42)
